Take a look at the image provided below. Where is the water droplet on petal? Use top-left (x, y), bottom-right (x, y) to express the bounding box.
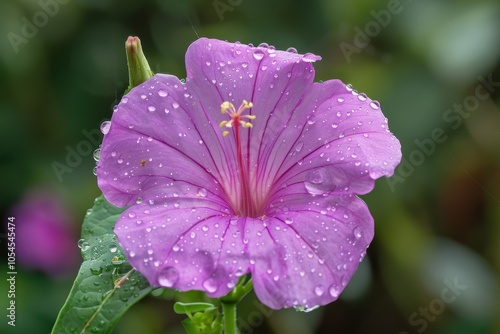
top-left (329, 284), bottom-right (340, 298)
top-left (304, 168), bottom-right (334, 195)
top-left (302, 53), bottom-right (318, 63)
top-left (285, 218), bottom-right (293, 225)
top-left (100, 121), bottom-right (111, 134)
top-left (357, 93), bottom-right (367, 101)
top-left (286, 47), bottom-right (298, 53)
top-left (353, 226), bottom-right (364, 239)
top-left (253, 50), bottom-right (265, 60)
top-left (172, 102), bottom-right (179, 109)
top-left (202, 278), bottom-right (218, 293)
top-left (337, 97), bottom-right (344, 103)
top-left (158, 267), bottom-right (179, 288)
top-left (158, 90), bottom-right (168, 97)
top-left (295, 141), bottom-right (304, 152)
top-left (93, 148), bottom-right (101, 161)
top-left (197, 188), bottom-right (207, 197)
top-left (148, 106), bottom-right (156, 112)
top-left (314, 285), bottom-right (324, 296)
top-left (370, 101), bottom-right (380, 109)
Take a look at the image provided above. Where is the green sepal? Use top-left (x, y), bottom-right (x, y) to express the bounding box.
top-left (174, 302), bottom-right (216, 315)
top-left (125, 36), bottom-right (154, 93)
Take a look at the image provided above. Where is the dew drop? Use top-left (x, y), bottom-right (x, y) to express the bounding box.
top-left (158, 90), bottom-right (168, 97)
top-left (261, 65), bottom-right (268, 71)
top-left (337, 97), bottom-right (344, 103)
top-left (172, 102), bottom-right (180, 109)
top-left (304, 168), bottom-right (334, 195)
top-left (295, 141), bottom-right (304, 152)
top-left (286, 47), bottom-right (298, 53)
top-left (302, 53), bottom-right (318, 63)
top-left (129, 251), bottom-right (136, 257)
top-left (197, 188), bottom-right (208, 197)
top-left (241, 62), bottom-right (248, 68)
top-left (100, 121), bottom-right (111, 135)
top-left (253, 50), bottom-right (265, 60)
top-left (93, 148), bottom-right (101, 161)
top-left (329, 284), bottom-right (340, 298)
top-left (370, 101), bottom-right (380, 109)
top-left (122, 97), bottom-right (129, 104)
top-left (90, 266), bottom-right (102, 275)
top-left (285, 218), bottom-right (293, 225)
top-left (77, 239), bottom-right (90, 252)
top-left (148, 106), bottom-right (156, 112)
top-left (202, 278), bottom-right (218, 293)
top-left (314, 285), bottom-right (324, 296)
top-left (158, 267), bottom-right (179, 288)
top-left (353, 226), bottom-right (364, 239)
top-left (357, 94), bottom-right (367, 101)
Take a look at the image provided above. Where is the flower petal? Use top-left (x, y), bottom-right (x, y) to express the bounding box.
top-left (246, 195), bottom-right (373, 309)
top-left (114, 196), bottom-right (249, 297)
top-left (185, 38), bottom-right (321, 201)
top-left (260, 79), bottom-right (402, 201)
top-left (97, 74), bottom-right (233, 207)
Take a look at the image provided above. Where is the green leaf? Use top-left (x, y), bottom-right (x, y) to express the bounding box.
top-left (52, 196), bottom-right (153, 334)
top-left (174, 302), bottom-right (216, 315)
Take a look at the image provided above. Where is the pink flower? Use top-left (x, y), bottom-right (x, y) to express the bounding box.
top-left (11, 190), bottom-right (79, 277)
top-left (97, 38), bottom-right (401, 309)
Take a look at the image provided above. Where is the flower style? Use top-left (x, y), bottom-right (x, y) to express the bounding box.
top-left (97, 38), bottom-right (401, 310)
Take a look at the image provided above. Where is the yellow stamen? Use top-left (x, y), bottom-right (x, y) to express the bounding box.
top-left (219, 100), bottom-right (255, 137)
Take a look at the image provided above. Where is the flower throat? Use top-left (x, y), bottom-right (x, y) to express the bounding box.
top-left (219, 100), bottom-right (261, 217)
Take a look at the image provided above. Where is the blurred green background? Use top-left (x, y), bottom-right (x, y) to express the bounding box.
top-left (1, 0), bottom-right (500, 333)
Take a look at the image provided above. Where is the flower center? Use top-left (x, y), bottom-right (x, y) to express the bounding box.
top-left (219, 100), bottom-right (261, 217)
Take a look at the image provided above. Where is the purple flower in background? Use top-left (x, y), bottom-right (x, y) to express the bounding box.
top-left (11, 189), bottom-right (79, 277)
top-left (97, 38), bottom-right (401, 310)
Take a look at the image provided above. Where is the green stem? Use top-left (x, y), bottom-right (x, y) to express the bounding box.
top-left (221, 301), bottom-right (237, 334)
